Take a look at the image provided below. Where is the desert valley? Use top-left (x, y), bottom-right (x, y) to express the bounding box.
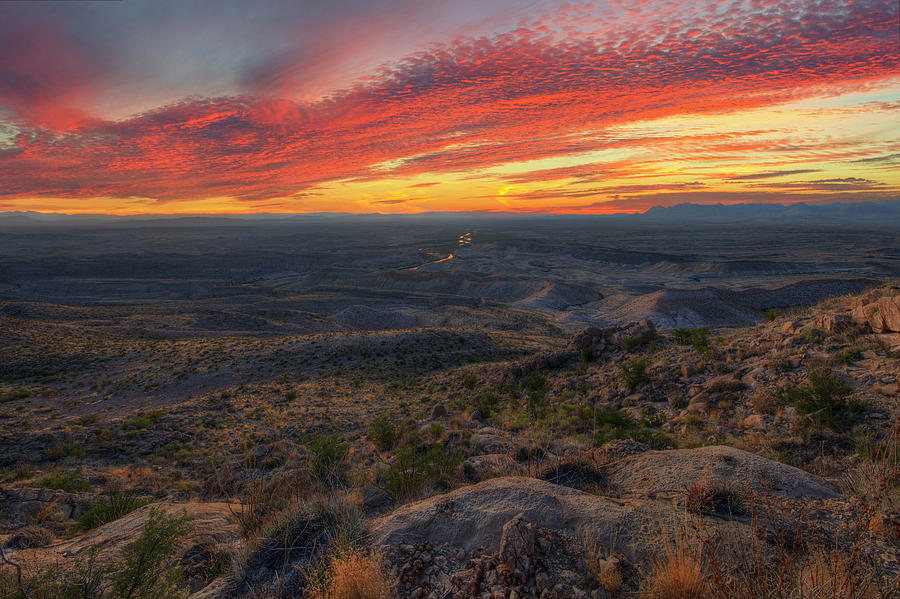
top-left (0, 208), bottom-right (898, 598)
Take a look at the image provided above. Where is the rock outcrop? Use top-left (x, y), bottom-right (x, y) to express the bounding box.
top-left (370, 476), bottom-right (751, 599)
top-left (852, 294), bottom-right (900, 333)
top-left (605, 445), bottom-right (841, 500)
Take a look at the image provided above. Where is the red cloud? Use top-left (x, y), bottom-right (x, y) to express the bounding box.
top-left (0, 0), bottom-right (898, 208)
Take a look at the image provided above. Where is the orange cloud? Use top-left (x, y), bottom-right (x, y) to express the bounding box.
top-left (0, 0), bottom-right (898, 212)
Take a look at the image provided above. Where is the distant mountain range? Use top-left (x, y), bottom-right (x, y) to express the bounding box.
top-left (639, 200), bottom-right (900, 222)
top-left (1, 199), bottom-right (898, 225)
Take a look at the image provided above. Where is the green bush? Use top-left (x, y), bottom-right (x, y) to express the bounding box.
top-left (673, 328), bottom-right (710, 352)
top-left (834, 346), bottom-right (864, 365)
top-left (762, 307), bottom-right (782, 321)
top-left (368, 416), bottom-right (399, 451)
top-left (123, 410), bottom-right (163, 430)
top-left (381, 443), bottom-right (462, 502)
top-left (580, 346), bottom-right (595, 363)
top-left (800, 327), bottom-right (827, 344)
top-left (0, 386), bottom-right (31, 404)
top-left (310, 434), bottom-right (349, 485)
top-left (78, 491), bottom-right (151, 531)
top-left (585, 406), bottom-right (674, 449)
top-left (6, 507), bottom-right (191, 599)
top-left (619, 357), bottom-right (649, 390)
top-left (473, 393), bottom-right (498, 420)
top-left (35, 471), bottom-right (90, 493)
top-left (785, 363), bottom-right (859, 430)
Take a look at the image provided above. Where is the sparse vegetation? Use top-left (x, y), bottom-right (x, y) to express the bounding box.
top-left (34, 470), bottom-right (90, 493)
top-left (673, 328), bottom-right (710, 353)
top-left (762, 307), bottom-right (782, 321)
top-left (311, 435), bottom-right (350, 486)
top-left (78, 491), bottom-right (151, 531)
top-left (0, 223), bottom-right (896, 599)
top-left (620, 357), bottom-right (649, 390)
top-left (784, 360), bottom-right (860, 430)
top-left (3, 508), bottom-right (191, 599)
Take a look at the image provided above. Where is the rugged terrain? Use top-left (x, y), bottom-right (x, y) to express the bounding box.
top-left (0, 214), bottom-right (898, 598)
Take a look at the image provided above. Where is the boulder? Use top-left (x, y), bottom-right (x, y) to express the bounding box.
top-left (498, 513), bottom-right (536, 570)
top-left (851, 295), bottom-right (900, 333)
top-left (462, 453), bottom-right (518, 482)
top-left (595, 439), bottom-right (650, 462)
top-left (567, 327), bottom-right (608, 351)
top-left (363, 485), bottom-right (394, 515)
top-left (606, 445), bottom-right (840, 500)
top-left (816, 313), bottom-right (854, 334)
top-left (431, 403), bottom-right (448, 419)
top-left (507, 351), bottom-right (578, 379)
top-left (370, 477), bottom-right (749, 570)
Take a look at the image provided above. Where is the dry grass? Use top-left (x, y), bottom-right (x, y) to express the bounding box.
top-left (794, 551), bottom-right (881, 599)
top-left (308, 548), bottom-right (396, 599)
top-left (583, 533), bottom-right (623, 593)
top-left (644, 547), bottom-right (708, 599)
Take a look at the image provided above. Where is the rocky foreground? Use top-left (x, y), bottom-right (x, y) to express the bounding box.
top-left (0, 285), bottom-right (898, 598)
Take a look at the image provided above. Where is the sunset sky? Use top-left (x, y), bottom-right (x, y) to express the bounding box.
top-left (1, 0), bottom-right (898, 214)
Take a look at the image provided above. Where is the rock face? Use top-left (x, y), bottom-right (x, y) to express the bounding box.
top-left (852, 294), bottom-right (900, 333)
top-left (816, 313), bottom-right (854, 334)
top-left (606, 445), bottom-right (840, 500)
top-left (0, 486), bottom-right (93, 524)
top-left (566, 327), bottom-right (607, 351)
top-left (566, 320), bottom-right (657, 352)
top-left (371, 476), bottom-right (754, 598)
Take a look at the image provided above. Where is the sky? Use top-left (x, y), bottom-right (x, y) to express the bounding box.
top-left (0, 0), bottom-right (898, 215)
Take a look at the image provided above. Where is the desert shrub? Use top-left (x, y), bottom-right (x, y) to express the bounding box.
top-left (35, 470), bottom-right (90, 492)
top-left (473, 392), bottom-right (498, 420)
top-left (644, 549), bottom-right (707, 599)
top-left (620, 357), bottom-right (649, 390)
top-left (3, 508), bottom-right (191, 599)
top-left (525, 388), bottom-right (548, 421)
top-left (462, 373), bottom-right (479, 390)
top-left (78, 491), bottom-right (151, 531)
top-left (642, 412), bottom-right (667, 428)
top-left (762, 307), bottom-right (782, 321)
top-left (580, 346), bottom-right (595, 363)
top-left (0, 386), bottom-right (31, 404)
top-left (706, 378), bottom-right (744, 393)
top-left (589, 407), bottom-right (674, 449)
top-left (43, 440), bottom-right (85, 460)
top-left (684, 480), bottom-right (746, 516)
top-left (367, 416), bottom-right (399, 451)
top-left (673, 328), bottom-right (710, 353)
top-left (239, 494), bottom-right (365, 594)
top-left (380, 443), bottom-right (462, 502)
top-left (519, 372), bottom-right (550, 420)
top-left (521, 371), bottom-right (547, 392)
top-left (110, 508), bottom-right (192, 599)
top-left (767, 354), bottom-right (791, 372)
top-left (308, 547), bottom-right (396, 599)
top-left (800, 327), bottom-right (827, 344)
top-left (833, 346), bottom-right (865, 365)
top-left (285, 389), bottom-right (298, 401)
top-left (784, 362), bottom-right (859, 430)
top-left (311, 435), bottom-right (350, 486)
top-left (123, 410), bottom-right (163, 430)
top-left (622, 336), bottom-right (639, 352)
top-left (6, 525), bottom-right (53, 549)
